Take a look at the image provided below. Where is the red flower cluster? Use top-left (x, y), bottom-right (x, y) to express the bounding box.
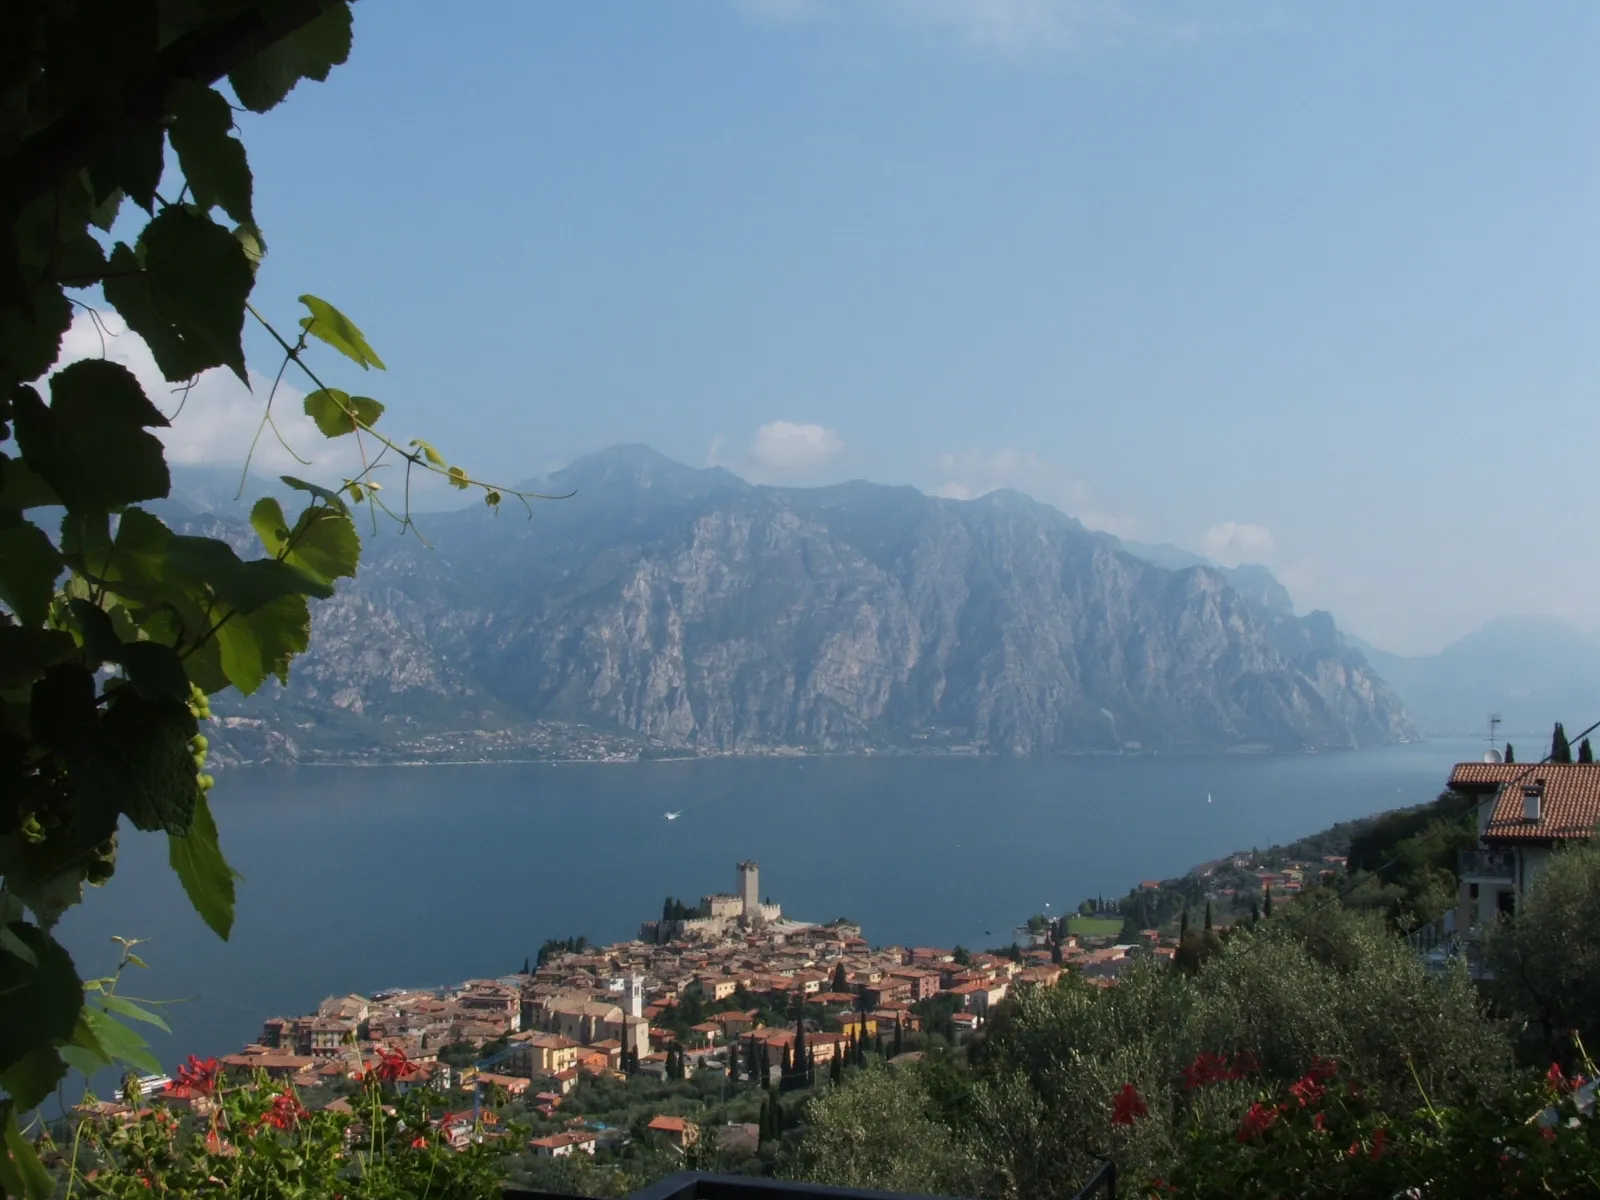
top-left (1545, 1062), bottom-right (1586, 1094)
top-left (1183, 1050), bottom-right (1261, 1090)
top-left (365, 1046), bottom-right (418, 1083)
top-left (176, 1055), bottom-right (221, 1096)
top-left (1236, 1101), bottom-right (1280, 1142)
top-left (262, 1090), bottom-right (309, 1131)
top-left (1289, 1074), bottom-right (1327, 1109)
top-left (1111, 1083), bottom-right (1149, 1126)
top-left (411, 1134), bottom-right (429, 1149)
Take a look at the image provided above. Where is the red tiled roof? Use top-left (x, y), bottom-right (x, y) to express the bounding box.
top-left (648, 1116), bottom-right (692, 1133)
top-left (1450, 762), bottom-right (1600, 842)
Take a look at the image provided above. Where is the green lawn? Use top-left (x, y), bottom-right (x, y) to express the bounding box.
top-left (1065, 915), bottom-right (1125, 938)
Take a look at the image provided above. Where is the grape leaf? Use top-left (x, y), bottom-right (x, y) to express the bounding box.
top-left (101, 208), bottom-right (254, 384)
top-left (0, 522), bottom-right (63, 627)
top-left (299, 294), bottom-right (386, 370)
top-left (230, 3), bottom-right (354, 113)
top-left (167, 80), bottom-right (254, 226)
top-left (169, 792), bottom-right (237, 939)
top-left (12, 360), bottom-right (170, 512)
top-left (0, 925), bottom-right (82, 1074)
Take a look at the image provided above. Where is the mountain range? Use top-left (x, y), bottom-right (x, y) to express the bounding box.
top-left (155, 446), bottom-right (1424, 766)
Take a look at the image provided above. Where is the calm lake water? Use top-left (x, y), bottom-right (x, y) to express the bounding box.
top-left (57, 741), bottom-right (1481, 1073)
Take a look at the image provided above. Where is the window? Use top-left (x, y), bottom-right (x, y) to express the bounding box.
top-left (1496, 889), bottom-right (1515, 917)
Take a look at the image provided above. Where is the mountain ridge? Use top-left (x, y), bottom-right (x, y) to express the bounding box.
top-left (172, 447), bottom-right (1416, 765)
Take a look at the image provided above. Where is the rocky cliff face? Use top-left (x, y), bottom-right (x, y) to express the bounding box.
top-left (179, 447), bottom-right (1415, 761)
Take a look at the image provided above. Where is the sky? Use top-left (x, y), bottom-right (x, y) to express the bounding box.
top-left (59, 1), bottom-right (1600, 655)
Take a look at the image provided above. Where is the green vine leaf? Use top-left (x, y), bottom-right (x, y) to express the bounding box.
top-left (81, 1007), bottom-right (159, 1075)
top-left (167, 79), bottom-right (254, 226)
top-left (0, 924), bottom-right (82, 1075)
top-left (57, 1014), bottom-right (113, 1077)
top-left (249, 496), bottom-right (292, 556)
top-left (215, 593), bottom-right (311, 695)
top-left (99, 994), bottom-right (171, 1034)
top-left (303, 387), bottom-right (384, 436)
top-left (282, 505), bottom-right (360, 585)
top-left (0, 454), bottom-right (62, 511)
top-left (0, 522), bottom-right (63, 628)
top-left (281, 474), bottom-right (348, 513)
top-left (0, 1046), bottom-right (67, 1113)
top-left (12, 361), bottom-right (170, 512)
top-left (86, 122), bottom-right (165, 213)
top-left (166, 535), bottom-right (335, 609)
top-left (168, 792), bottom-right (237, 939)
top-left (298, 295), bottom-right (386, 370)
top-left (229, 3), bottom-right (355, 114)
top-left (102, 207), bottom-right (254, 383)
top-left (0, 1103), bottom-right (52, 1200)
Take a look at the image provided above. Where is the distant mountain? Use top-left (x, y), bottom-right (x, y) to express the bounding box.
top-left (1112, 540), bottom-right (1295, 618)
top-left (167, 446), bottom-right (1416, 764)
top-left (1356, 616), bottom-right (1600, 738)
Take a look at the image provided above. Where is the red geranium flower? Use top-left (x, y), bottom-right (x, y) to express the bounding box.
top-left (1546, 1062), bottom-right (1567, 1092)
top-left (1370, 1128), bottom-right (1390, 1160)
top-left (1312, 1111), bottom-right (1326, 1131)
top-left (1237, 1101), bottom-right (1279, 1142)
top-left (176, 1055), bottom-right (221, 1096)
top-left (363, 1046), bottom-right (419, 1083)
top-left (263, 1090), bottom-right (309, 1130)
top-left (1183, 1052), bottom-right (1231, 1091)
top-left (1290, 1074), bottom-right (1327, 1108)
top-left (411, 1134), bottom-right (429, 1149)
top-left (1111, 1083), bottom-right (1149, 1126)
top-left (1308, 1055), bottom-right (1338, 1081)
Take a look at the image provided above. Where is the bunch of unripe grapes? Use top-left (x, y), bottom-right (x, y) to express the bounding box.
top-left (190, 683), bottom-right (214, 793)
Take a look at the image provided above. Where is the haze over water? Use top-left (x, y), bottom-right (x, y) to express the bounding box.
top-left (59, 742), bottom-right (1478, 1072)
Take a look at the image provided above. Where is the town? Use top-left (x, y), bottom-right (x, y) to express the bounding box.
top-left (94, 859), bottom-right (1173, 1161)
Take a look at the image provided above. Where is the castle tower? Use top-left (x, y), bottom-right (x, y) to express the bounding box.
top-left (737, 861), bottom-right (759, 922)
top-left (626, 972), bottom-right (643, 1020)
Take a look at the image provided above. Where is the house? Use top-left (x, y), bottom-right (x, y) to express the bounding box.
top-left (529, 1130), bottom-right (597, 1157)
top-left (473, 1072), bottom-right (530, 1099)
top-left (888, 969), bottom-right (941, 1001)
top-left (504, 1032), bottom-right (580, 1079)
top-left (647, 1115), bottom-right (700, 1150)
top-left (694, 976), bottom-right (739, 1002)
top-left (1449, 761), bottom-right (1600, 930)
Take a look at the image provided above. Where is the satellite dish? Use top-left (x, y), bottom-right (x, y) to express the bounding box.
top-left (1483, 749), bottom-right (1504, 764)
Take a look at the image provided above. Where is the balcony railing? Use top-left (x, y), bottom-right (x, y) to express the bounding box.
top-left (1457, 849), bottom-right (1515, 880)
top-left (507, 1164), bottom-right (1117, 1200)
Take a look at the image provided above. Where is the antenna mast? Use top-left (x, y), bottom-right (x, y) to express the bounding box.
top-left (1488, 712), bottom-right (1502, 753)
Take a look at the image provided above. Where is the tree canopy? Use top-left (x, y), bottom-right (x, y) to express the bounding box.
top-left (0, 4), bottom-right (537, 1192)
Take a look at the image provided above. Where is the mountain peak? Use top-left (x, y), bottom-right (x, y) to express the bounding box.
top-left (525, 444), bottom-right (748, 498)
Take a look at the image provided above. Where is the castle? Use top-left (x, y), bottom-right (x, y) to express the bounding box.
top-left (639, 860), bottom-right (784, 944)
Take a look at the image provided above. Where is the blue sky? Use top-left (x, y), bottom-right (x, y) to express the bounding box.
top-left (71, 2), bottom-right (1600, 654)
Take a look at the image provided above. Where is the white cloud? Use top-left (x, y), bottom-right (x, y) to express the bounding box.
top-left (748, 420), bottom-right (846, 472)
top-left (1203, 521), bottom-right (1275, 566)
top-left (43, 311), bottom-right (363, 480)
top-left (933, 447), bottom-right (1142, 537)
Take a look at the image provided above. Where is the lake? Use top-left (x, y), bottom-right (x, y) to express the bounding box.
top-left (57, 741), bottom-right (1481, 1073)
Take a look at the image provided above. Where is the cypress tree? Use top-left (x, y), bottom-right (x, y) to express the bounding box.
top-left (807, 1045), bottom-right (816, 1084)
top-left (893, 1018), bottom-right (903, 1058)
top-left (1051, 941), bottom-right (1063, 965)
top-left (758, 1099), bottom-right (769, 1146)
top-left (832, 962), bottom-right (849, 993)
top-left (1553, 722), bottom-right (1573, 764)
top-left (1263, 886), bottom-right (1274, 918)
top-left (875, 1026), bottom-right (884, 1057)
top-left (1179, 909), bottom-right (1190, 939)
top-left (1204, 900), bottom-right (1213, 933)
top-left (521, 956), bottom-right (530, 975)
top-left (781, 1041), bottom-right (793, 1079)
top-left (1581, 738), bottom-right (1594, 764)
top-left (1504, 743), bottom-right (1515, 763)
top-left (830, 1049), bottom-right (843, 1084)
top-left (1250, 897), bottom-right (1260, 927)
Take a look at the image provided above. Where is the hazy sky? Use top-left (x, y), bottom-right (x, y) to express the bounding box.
top-left (79, 2), bottom-right (1600, 655)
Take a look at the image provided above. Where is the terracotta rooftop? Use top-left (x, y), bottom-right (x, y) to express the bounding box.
top-left (1449, 762), bottom-right (1600, 842)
